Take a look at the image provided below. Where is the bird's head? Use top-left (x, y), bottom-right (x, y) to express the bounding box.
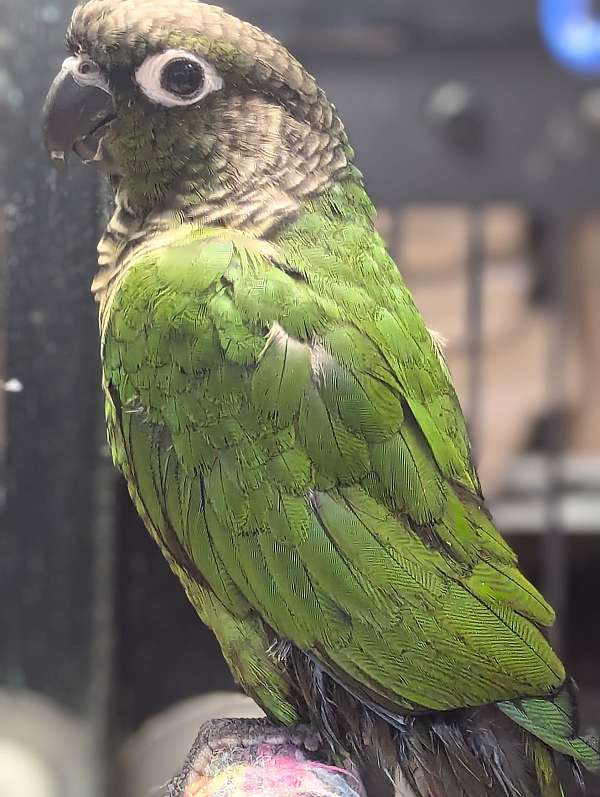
top-left (43, 0), bottom-right (352, 218)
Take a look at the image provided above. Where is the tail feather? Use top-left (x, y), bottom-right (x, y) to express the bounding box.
top-left (290, 651), bottom-right (597, 797)
top-left (389, 707), bottom-right (545, 797)
top-left (499, 680), bottom-right (600, 773)
top-left (528, 738), bottom-right (563, 797)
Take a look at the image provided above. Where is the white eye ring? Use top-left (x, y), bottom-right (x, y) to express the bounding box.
top-left (135, 49), bottom-right (223, 107)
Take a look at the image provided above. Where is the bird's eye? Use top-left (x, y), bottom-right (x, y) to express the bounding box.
top-left (135, 50), bottom-right (223, 107)
top-left (161, 59), bottom-right (204, 97)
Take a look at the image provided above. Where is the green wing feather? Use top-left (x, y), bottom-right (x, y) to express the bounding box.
top-left (101, 181), bottom-right (598, 769)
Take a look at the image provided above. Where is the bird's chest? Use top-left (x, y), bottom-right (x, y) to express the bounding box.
top-left (101, 274), bottom-right (268, 481)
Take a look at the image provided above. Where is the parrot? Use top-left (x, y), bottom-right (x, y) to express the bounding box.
top-left (42, 2), bottom-right (599, 795)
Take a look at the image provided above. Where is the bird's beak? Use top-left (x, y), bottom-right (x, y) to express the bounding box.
top-left (43, 63), bottom-right (115, 165)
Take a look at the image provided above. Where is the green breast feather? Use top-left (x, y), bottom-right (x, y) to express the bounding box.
top-left (101, 179), bottom-right (597, 767)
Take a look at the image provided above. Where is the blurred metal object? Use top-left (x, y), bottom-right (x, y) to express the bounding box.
top-left (541, 223), bottom-right (570, 654)
top-left (465, 208), bottom-right (485, 462)
top-left (427, 82), bottom-right (485, 153)
top-left (226, 0), bottom-right (539, 50)
top-left (0, 739), bottom-right (58, 797)
top-left (0, 1), bottom-right (114, 795)
top-left (0, 689), bottom-right (94, 797)
top-left (579, 87), bottom-right (600, 132)
top-left (120, 692), bottom-right (264, 797)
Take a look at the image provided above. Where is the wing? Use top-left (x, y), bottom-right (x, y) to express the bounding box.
top-left (102, 185), bottom-right (564, 719)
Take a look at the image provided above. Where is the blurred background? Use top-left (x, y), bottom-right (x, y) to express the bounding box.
top-left (1, 1), bottom-right (599, 795)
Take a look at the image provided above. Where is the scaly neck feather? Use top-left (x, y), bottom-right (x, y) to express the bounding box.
top-left (92, 93), bottom-right (354, 303)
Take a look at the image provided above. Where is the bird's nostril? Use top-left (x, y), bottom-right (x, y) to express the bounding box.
top-left (78, 59), bottom-right (99, 76)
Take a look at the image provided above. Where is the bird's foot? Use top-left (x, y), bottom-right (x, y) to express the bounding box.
top-left (167, 717), bottom-right (324, 796)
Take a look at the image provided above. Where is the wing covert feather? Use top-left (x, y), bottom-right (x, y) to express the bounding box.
top-left (102, 197), bottom-right (563, 719)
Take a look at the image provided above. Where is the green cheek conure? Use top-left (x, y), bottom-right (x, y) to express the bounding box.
top-left (43, 2), bottom-right (599, 794)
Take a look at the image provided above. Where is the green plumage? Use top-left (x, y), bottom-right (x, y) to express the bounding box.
top-left (102, 181), bottom-right (594, 762)
top-left (48, 1), bottom-right (599, 792)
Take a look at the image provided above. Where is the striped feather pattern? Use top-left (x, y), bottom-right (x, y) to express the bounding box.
top-left (101, 182), bottom-right (598, 793)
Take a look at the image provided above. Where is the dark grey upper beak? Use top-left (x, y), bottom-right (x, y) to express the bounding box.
top-left (43, 65), bottom-right (115, 164)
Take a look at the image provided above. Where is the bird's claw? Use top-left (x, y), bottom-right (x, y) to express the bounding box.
top-left (166, 717), bottom-right (323, 796)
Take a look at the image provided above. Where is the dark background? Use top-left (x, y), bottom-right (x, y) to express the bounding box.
top-left (1, 1), bottom-right (599, 795)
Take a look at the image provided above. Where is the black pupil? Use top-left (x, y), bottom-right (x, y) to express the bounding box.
top-left (161, 59), bottom-right (204, 97)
